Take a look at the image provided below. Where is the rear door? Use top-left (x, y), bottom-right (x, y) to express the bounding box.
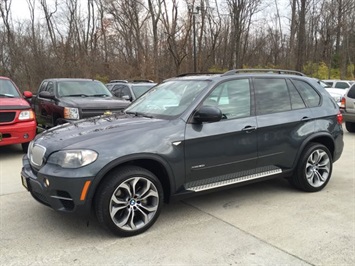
top-left (254, 77), bottom-right (315, 171)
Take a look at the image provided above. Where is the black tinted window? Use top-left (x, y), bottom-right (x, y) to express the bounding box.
top-left (254, 78), bottom-right (291, 115)
top-left (292, 80), bottom-right (320, 107)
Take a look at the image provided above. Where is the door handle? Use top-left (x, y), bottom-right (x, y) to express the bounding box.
top-left (242, 126), bottom-right (257, 133)
top-left (301, 116), bottom-right (311, 121)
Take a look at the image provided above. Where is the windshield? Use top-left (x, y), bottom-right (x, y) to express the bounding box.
top-left (125, 80), bottom-right (210, 118)
top-left (0, 79), bottom-right (21, 98)
top-left (57, 80), bottom-right (112, 97)
top-left (132, 84), bottom-right (156, 98)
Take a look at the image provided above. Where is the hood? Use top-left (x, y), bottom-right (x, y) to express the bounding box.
top-left (0, 97), bottom-right (30, 109)
top-left (35, 113), bottom-right (169, 152)
top-left (59, 96), bottom-right (129, 109)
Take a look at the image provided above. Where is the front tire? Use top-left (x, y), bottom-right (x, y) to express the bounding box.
top-left (290, 143), bottom-right (333, 192)
top-left (95, 166), bottom-right (163, 237)
top-left (21, 142), bottom-right (29, 153)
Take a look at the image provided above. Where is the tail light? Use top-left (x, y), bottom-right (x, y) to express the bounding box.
top-left (337, 111), bottom-right (343, 124)
top-left (340, 97), bottom-right (345, 109)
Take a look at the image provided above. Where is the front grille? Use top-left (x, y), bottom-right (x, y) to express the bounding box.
top-left (81, 108), bottom-right (124, 119)
top-left (0, 112), bottom-right (16, 123)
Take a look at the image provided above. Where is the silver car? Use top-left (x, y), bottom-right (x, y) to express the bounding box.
top-left (341, 84), bottom-right (355, 132)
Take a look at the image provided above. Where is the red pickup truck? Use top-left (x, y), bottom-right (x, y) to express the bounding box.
top-left (0, 76), bottom-right (36, 152)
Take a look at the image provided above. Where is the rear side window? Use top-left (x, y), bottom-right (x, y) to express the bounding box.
top-left (292, 79), bottom-right (321, 107)
top-left (254, 78), bottom-right (291, 115)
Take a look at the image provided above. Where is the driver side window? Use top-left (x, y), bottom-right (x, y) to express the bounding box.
top-left (203, 79), bottom-right (251, 120)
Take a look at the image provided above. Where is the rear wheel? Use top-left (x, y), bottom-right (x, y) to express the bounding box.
top-left (95, 166), bottom-right (163, 237)
top-left (345, 122), bottom-right (355, 133)
top-left (290, 143), bottom-right (332, 192)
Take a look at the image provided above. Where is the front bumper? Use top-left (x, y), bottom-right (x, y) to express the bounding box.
top-left (0, 120), bottom-right (36, 146)
top-left (21, 155), bottom-right (93, 216)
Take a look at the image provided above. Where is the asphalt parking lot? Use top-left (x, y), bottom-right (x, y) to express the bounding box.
top-left (0, 127), bottom-right (354, 265)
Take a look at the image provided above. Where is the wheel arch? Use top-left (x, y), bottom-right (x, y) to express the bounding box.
top-left (90, 154), bottom-right (175, 205)
top-left (294, 133), bottom-right (335, 168)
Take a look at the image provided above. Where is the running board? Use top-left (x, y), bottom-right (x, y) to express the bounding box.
top-left (185, 168), bottom-right (282, 192)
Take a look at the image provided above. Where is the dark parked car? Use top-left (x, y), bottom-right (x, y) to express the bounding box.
top-left (340, 84), bottom-right (355, 132)
top-left (105, 80), bottom-right (156, 102)
top-left (32, 78), bottom-right (130, 129)
top-left (21, 69), bottom-right (344, 237)
top-left (0, 76), bottom-right (36, 152)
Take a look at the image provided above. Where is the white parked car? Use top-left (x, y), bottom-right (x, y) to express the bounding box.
top-left (322, 79), bottom-right (354, 89)
top-left (317, 79), bottom-right (347, 106)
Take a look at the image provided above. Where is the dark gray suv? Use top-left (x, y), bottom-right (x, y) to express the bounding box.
top-left (21, 69), bottom-right (344, 237)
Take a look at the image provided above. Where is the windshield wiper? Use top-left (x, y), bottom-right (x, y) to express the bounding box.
top-left (125, 111), bottom-right (154, 118)
top-left (0, 93), bottom-right (15, 98)
top-left (90, 94), bottom-right (109, 97)
top-left (64, 94), bottom-right (89, 97)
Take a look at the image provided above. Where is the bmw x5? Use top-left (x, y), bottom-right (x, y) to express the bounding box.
top-left (21, 69), bottom-right (344, 236)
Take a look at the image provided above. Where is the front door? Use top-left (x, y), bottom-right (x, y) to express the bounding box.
top-left (184, 79), bottom-right (258, 191)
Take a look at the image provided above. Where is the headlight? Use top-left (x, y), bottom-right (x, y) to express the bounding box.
top-left (19, 110), bottom-right (34, 120)
top-left (47, 150), bottom-right (98, 168)
top-left (64, 107), bottom-right (79, 119)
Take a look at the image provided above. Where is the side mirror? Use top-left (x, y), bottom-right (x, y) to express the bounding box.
top-left (194, 105), bottom-right (222, 123)
top-left (122, 95), bottom-right (133, 101)
top-left (23, 91), bottom-right (33, 98)
top-left (39, 91), bottom-right (55, 99)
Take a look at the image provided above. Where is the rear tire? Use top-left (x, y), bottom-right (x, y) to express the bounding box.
top-left (290, 143), bottom-right (332, 192)
top-left (95, 166), bottom-right (163, 237)
top-left (345, 122), bottom-right (355, 133)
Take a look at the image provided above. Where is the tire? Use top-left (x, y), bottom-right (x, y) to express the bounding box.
top-left (21, 142), bottom-right (29, 153)
top-left (95, 166), bottom-right (163, 237)
top-left (290, 143), bottom-right (333, 192)
top-left (345, 122), bottom-right (355, 133)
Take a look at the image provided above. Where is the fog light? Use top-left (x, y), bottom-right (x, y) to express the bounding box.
top-left (44, 178), bottom-right (50, 187)
top-left (23, 133), bottom-right (29, 139)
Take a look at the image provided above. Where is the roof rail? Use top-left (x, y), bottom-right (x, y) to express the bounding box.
top-left (176, 72), bottom-right (222, 77)
top-left (108, 80), bottom-right (128, 83)
top-left (222, 69), bottom-right (306, 76)
top-left (131, 79), bottom-right (155, 83)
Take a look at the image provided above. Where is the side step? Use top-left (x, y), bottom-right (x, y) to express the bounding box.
top-left (185, 167), bottom-right (282, 192)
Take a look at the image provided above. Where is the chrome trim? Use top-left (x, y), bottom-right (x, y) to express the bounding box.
top-left (51, 195), bottom-right (73, 201)
top-left (187, 169), bottom-right (282, 192)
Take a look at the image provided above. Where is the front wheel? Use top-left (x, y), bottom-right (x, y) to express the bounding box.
top-left (290, 143), bottom-right (333, 192)
top-left (21, 142), bottom-right (29, 153)
top-left (95, 166), bottom-right (163, 237)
